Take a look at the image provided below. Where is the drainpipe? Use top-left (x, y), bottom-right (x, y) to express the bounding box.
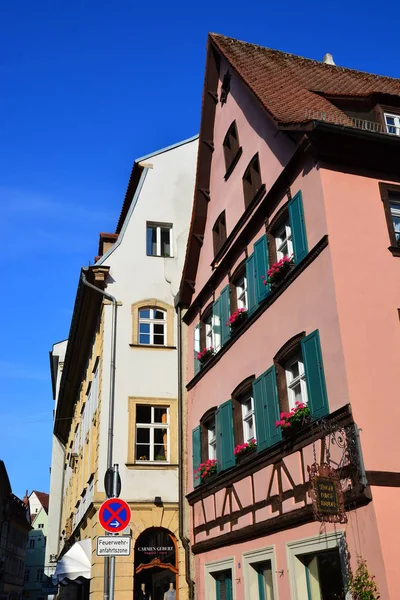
top-left (81, 269), bottom-right (118, 600)
top-left (177, 303), bottom-right (195, 600)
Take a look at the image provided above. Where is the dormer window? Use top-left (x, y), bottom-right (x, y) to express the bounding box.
top-left (223, 122), bottom-right (242, 179)
top-left (242, 154), bottom-right (262, 209)
top-left (384, 113), bottom-right (400, 136)
top-left (212, 211), bottom-right (227, 256)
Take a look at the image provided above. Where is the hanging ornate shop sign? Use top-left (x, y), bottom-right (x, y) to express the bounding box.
top-left (308, 462), bottom-right (347, 523)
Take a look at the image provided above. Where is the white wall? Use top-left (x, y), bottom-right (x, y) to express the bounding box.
top-left (97, 136), bottom-right (198, 503)
top-left (45, 340), bottom-right (67, 575)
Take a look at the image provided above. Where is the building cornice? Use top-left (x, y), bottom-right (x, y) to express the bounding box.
top-left (54, 266), bottom-right (109, 443)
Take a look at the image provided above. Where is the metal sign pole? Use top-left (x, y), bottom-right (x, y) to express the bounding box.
top-left (108, 464), bottom-right (119, 600)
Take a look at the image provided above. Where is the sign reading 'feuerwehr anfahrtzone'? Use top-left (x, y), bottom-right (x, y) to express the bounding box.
top-left (96, 536), bottom-right (131, 556)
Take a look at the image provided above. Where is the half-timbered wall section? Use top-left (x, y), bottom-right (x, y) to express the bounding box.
top-left (179, 33), bottom-right (400, 600)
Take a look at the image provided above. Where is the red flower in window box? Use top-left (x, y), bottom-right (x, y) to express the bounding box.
top-left (275, 402), bottom-right (311, 434)
top-left (233, 439), bottom-right (257, 456)
top-left (263, 256), bottom-right (294, 286)
top-left (194, 459), bottom-right (217, 482)
top-left (197, 347), bottom-right (215, 364)
top-left (226, 308), bottom-right (248, 329)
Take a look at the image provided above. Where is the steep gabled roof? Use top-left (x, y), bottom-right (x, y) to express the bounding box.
top-left (210, 33), bottom-right (400, 125)
top-left (32, 491), bottom-right (49, 513)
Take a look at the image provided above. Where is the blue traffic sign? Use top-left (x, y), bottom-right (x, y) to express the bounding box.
top-left (99, 498), bottom-right (131, 533)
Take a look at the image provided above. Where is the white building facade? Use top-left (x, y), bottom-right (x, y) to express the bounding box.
top-left (50, 136), bottom-right (198, 600)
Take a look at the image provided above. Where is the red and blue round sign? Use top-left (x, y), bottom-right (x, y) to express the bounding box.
top-left (99, 498), bottom-right (131, 533)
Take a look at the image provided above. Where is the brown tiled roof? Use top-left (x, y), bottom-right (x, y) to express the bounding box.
top-left (32, 491), bottom-right (49, 513)
top-left (210, 34), bottom-right (400, 125)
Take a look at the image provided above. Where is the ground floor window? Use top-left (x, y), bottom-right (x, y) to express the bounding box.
top-left (301, 549), bottom-right (345, 599)
top-left (213, 570), bottom-right (233, 600)
top-left (243, 547), bottom-right (277, 600)
top-left (287, 532), bottom-right (346, 600)
top-left (205, 558), bottom-right (235, 600)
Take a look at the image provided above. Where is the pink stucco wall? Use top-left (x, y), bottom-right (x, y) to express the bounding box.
top-left (320, 169), bottom-right (400, 472)
top-left (194, 502), bottom-right (390, 600)
top-left (195, 57), bottom-right (295, 293)
top-left (185, 53), bottom-right (400, 599)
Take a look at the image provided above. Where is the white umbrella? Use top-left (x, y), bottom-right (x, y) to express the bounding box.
top-left (53, 539), bottom-right (92, 584)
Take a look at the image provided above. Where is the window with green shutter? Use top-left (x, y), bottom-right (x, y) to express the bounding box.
top-left (252, 366), bottom-right (282, 451)
top-left (288, 191), bottom-right (308, 264)
top-left (192, 426), bottom-right (202, 487)
top-left (216, 400), bottom-right (236, 471)
top-left (194, 323), bottom-right (201, 375)
top-left (212, 297), bottom-right (222, 351)
top-left (301, 330), bottom-right (329, 419)
top-left (220, 285), bottom-right (231, 346)
top-left (245, 253), bottom-right (257, 315)
top-left (254, 234), bottom-right (270, 301)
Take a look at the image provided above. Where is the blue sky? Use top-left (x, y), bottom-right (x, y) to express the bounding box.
top-left (1, 0), bottom-right (398, 498)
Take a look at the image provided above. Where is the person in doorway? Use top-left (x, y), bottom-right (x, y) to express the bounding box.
top-left (137, 583), bottom-right (151, 600)
top-left (163, 582), bottom-right (175, 600)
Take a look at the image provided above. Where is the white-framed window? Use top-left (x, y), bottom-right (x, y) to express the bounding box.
top-left (236, 274), bottom-right (248, 309)
top-left (212, 310), bottom-right (221, 351)
top-left (146, 222), bottom-right (173, 257)
top-left (275, 221), bottom-right (293, 260)
top-left (242, 546), bottom-right (277, 600)
top-left (241, 396), bottom-right (255, 443)
top-left (135, 405), bottom-right (169, 462)
top-left (207, 419), bottom-right (217, 460)
top-left (285, 354), bottom-right (308, 410)
top-left (384, 112), bottom-right (400, 136)
top-left (73, 424), bottom-right (80, 454)
top-left (204, 557), bottom-right (235, 600)
top-left (390, 200), bottom-right (400, 246)
top-left (138, 308), bottom-right (166, 346)
top-left (38, 523), bottom-right (44, 529)
top-left (204, 313), bottom-right (213, 349)
top-left (36, 568), bottom-right (43, 582)
top-left (286, 532), bottom-right (347, 600)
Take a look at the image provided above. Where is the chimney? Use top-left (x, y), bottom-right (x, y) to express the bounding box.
top-left (323, 53), bottom-right (336, 66)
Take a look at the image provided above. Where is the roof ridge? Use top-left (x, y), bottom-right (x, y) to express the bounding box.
top-left (209, 33), bottom-right (400, 84)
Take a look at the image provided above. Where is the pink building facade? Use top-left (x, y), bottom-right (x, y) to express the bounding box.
top-left (178, 35), bottom-right (400, 600)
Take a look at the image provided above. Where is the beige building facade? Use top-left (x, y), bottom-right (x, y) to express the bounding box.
top-left (51, 137), bottom-right (198, 600)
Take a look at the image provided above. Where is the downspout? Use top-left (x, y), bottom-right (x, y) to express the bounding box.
top-left (177, 303), bottom-right (195, 600)
top-left (81, 269), bottom-right (118, 600)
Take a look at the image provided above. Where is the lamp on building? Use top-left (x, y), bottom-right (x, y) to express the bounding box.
top-left (154, 497), bottom-right (163, 507)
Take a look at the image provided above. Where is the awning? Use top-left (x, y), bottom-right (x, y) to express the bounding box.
top-left (53, 539), bottom-right (92, 584)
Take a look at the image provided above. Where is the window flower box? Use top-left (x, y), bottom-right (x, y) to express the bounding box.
top-left (276, 402), bottom-right (311, 438)
top-left (234, 439), bottom-right (257, 461)
top-left (194, 459), bottom-right (217, 483)
top-left (263, 256), bottom-right (294, 288)
top-left (227, 308), bottom-right (248, 332)
top-left (198, 347), bottom-right (215, 366)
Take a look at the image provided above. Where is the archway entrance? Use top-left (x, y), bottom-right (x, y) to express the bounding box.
top-left (134, 528), bottom-right (178, 600)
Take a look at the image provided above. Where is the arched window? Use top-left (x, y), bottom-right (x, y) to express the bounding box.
top-left (130, 299), bottom-right (174, 348)
top-left (138, 308), bottom-right (166, 346)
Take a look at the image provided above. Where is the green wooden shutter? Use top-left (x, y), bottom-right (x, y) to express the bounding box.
top-left (301, 329), bottom-right (329, 419)
top-left (253, 374), bottom-right (269, 451)
top-left (288, 190), bottom-right (308, 263)
top-left (216, 574), bottom-right (232, 600)
top-left (193, 323), bottom-right (201, 375)
top-left (263, 366), bottom-right (282, 447)
top-left (220, 285), bottom-right (231, 346)
top-left (192, 426), bottom-right (202, 487)
top-left (218, 399), bottom-right (236, 471)
top-left (254, 234), bottom-right (270, 301)
top-left (253, 367), bottom-right (282, 452)
top-left (225, 574), bottom-right (233, 600)
top-left (215, 407), bottom-right (222, 472)
top-left (212, 297), bottom-right (221, 351)
top-left (246, 253), bottom-right (257, 315)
